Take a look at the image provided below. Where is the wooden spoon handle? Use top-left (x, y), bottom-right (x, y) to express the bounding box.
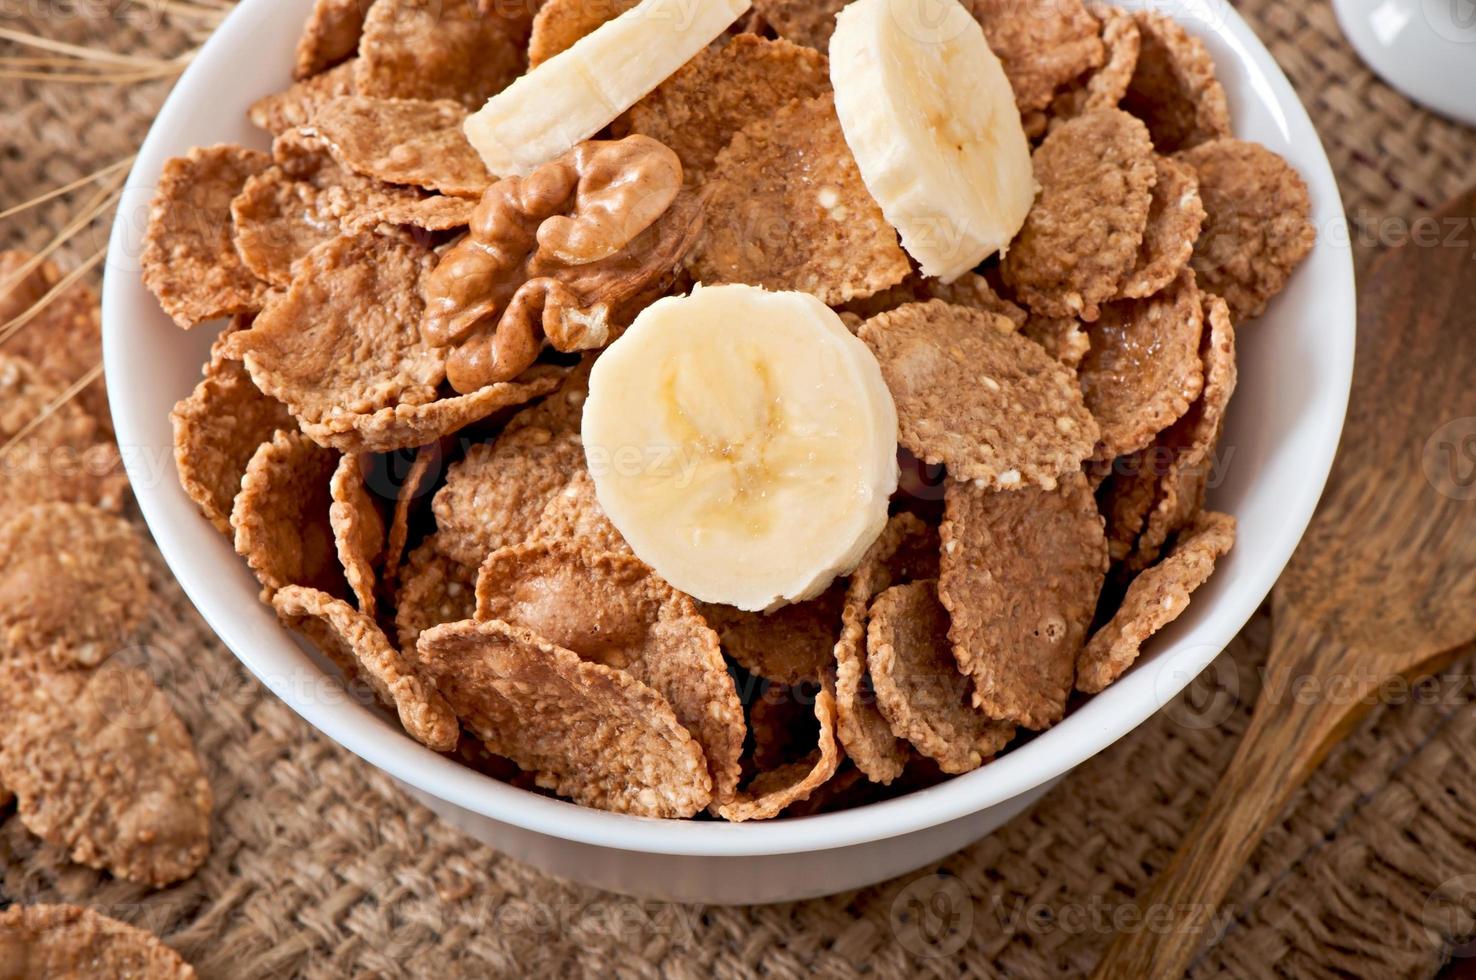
top-left (1090, 617), bottom-right (1366, 979)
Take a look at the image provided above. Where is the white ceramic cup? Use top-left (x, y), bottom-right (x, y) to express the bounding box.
top-left (103, 0), bottom-right (1355, 904)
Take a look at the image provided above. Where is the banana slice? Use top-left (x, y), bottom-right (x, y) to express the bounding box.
top-left (465, 0), bottom-right (751, 177)
top-left (582, 284), bottom-right (899, 612)
top-left (828, 0), bottom-right (1035, 282)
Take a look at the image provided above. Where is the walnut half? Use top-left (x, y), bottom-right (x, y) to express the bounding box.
top-left (422, 135), bottom-right (705, 393)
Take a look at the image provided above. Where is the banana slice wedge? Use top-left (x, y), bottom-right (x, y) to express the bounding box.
top-left (582, 284), bottom-right (899, 612)
top-left (829, 0), bottom-right (1035, 281)
top-left (465, 0), bottom-right (751, 177)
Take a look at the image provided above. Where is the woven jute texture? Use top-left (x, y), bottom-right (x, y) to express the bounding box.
top-left (4, 2), bottom-right (1476, 977)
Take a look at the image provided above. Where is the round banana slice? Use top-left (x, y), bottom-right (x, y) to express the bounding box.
top-left (828, 0), bottom-right (1035, 282)
top-left (582, 284), bottom-right (899, 612)
top-left (464, 0), bottom-right (752, 177)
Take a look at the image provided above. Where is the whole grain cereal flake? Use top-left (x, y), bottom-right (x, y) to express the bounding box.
top-left (868, 580), bottom-right (1016, 773)
top-left (1097, 448), bottom-right (1162, 564)
top-left (530, 467), bottom-right (631, 555)
top-left (689, 94), bottom-right (909, 306)
top-left (1116, 155), bottom-right (1205, 300)
top-left (972, 0), bottom-right (1105, 113)
top-left (228, 230), bottom-right (445, 426)
top-left (0, 353), bottom-right (128, 514)
top-left (858, 300), bottom-right (1099, 490)
top-left (344, 194), bottom-right (478, 233)
top-left (0, 661), bottom-right (212, 888)
top-left (940, 471), bottom-right (1108, 729)
top-left (1177, 138), bottom-right (1315, 321)
top-left (839, 271), bottom-right (1028, 329)
top-left (141, 145), bottom-right (272, 329)
top-left (231, 429), bottom-right (348, 599)
top-left (355, 0), bottom-right (523, 110)
top-left (171, 356), bottom-right (296, 535)
top-left (1121, 10), bottom-right (1231, 153)
top-left (0, 503), bottom-right (149, 670)
top-left (1077, 510), bottom-right (1235, 692)
top-left (0, 904), bottom-right (196, 979)
top-left (294, 0), bottom-right (368, 79)
top-left (418, 619), bottom-right (714, 818)
top-left (752, 0), bottom-right (848, 49)
top-left (475, 541), bottom-right (745, 804)
top-left (623, 35), bottom-right (831, 184)
top-left (1077, 269), bottom-right (1205, 459)
top-left (329, 453), bottom-right (386, 617)
top-left (273, 585), bottom-right (458, 751)
top-left (527, 0), bottom-right (638, 66)
top-left (1049, 4), bottom-right (1141, 125)
top-left (431, 421), bottom-right (587, 566)
top-left (298, 368), bottom-right (564, 454)
top-left (384, 443), bottom-right (440, 580)
top-left (1002, 109), bottom-right (1157, 321)
top-left (1131, 292), bottom-right (1237, 569)
top-left (311, 96), bottom-right (492, 198)
top-left (1020, 313), bottom-right (1091, 369)
top-left (249, 59), bottom-right (358, 134)
top-left (695, 583), bottom-right (844, 687)
top-left (393, 536), bottom-right (478, 655)
top-left (717, 681), bottom-right (843, 821)
top-left (832, 513), bottom-right (940, 784)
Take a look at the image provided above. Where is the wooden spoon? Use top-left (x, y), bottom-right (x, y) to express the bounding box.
top-left (1093, 187), bottom-right (1476, 979)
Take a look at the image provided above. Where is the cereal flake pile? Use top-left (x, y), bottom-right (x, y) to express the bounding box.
top-left (143, 0), bottom-right (1313, 821)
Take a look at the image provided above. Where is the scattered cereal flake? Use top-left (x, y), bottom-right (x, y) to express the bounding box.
top-left (1002, 109), bottom-right (1156, 321)
top-left (1076, 510), bottom-right (1235, 692)
top-left (624, 35), bottom-right (830, 184)
top-left (312, 96), bottom-right (492, 197)
top-left (171, 356), bottom-right (296, 535)
top-left (940, 470), bottom-right (1107, 728)
top-left (273, 585), bottom-right (458, 751)
top-left (690, 94), bottom-right (909, 305)
top-left (858, 300), bottom-right (1099, 489)
top-left (1132, 293), bottom-right (1237, 568)
top-left (0, 503), bottom-right (149, 670)
top-left (832, 513), bottom-right (939, 783)
top-left (393, 536), bottom-right (478, 654)
top-left (1077, 269), bottom-right (1205, 459)
top-left (971, 0), bottom-right (1105, 113)
top-left (249, 59), bottom-right (358, 134)
top-left (299, 367), bottom-right (563, 453)
top-left (1121, 10), bottom-right (1230, 153)
top-left (0, 660), bottom-right (212, 887)
top-left (0, 904), bottom-right (196, 979)
top-left (751, 0), bottom-right (847, 49)
top-left (1020, 313), bottom-right (1091, 369)
top-left (0, 353), bottom-right (128, 513)
top-left (530, 467), bottom-right (631, 555)
top-left (1049, 4), bottom-right (1140, 124)
top-left (141, 145), bottom-right (272, 329)
top-left (840, 271), bottom-right (1028, 329)
top-left (0, 250), bottom-right (110, 431)
top-left (345, 194), bottom-right (478, 232)
top-left (418, 619), bottom-right (713, 817)
top-left (868, 580), bottom-right (1016, 772)
top-left (330, 453), bottom-right (386, 618)
top-left (432, 420), bottom-right (586, 566)
top-left (356, 0), bottom-right (523, 110)
top-left (1177, 138), bottom-right (1316, 321)
top-left (231, 429), bottom-right (347, 599)
top-left (229, 230), bottom-right (445, 425)
top-left (718, 680), bottom-right (843, 821)
top-left (475, 541), bottom-right (745, 804)
top-left (294, 0), bottom-right (367, 79)
top-left (696, 583), bottom-right (844, 686)
top-left (385, 443), bottom-right (439, 580)
top-left (1116, 155), bottom-right (1205, 299)
top-left (527, 0), bottom-right (638, 66)
top-left (1097, 449), bottom-right (1161, 564)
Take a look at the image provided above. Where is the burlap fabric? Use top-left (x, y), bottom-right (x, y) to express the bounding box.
top-left (3, 2), bottom-right (1476, 976)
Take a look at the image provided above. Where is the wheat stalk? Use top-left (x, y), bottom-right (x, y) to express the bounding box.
top-left (0, 156), bottom-right (135, 222)
top-left (0, 243), bottom-right (108, 349)
top-left (0, 362), bottom-right (106, 456)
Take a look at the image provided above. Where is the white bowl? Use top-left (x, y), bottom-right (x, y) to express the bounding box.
top-left (103, 0), bottom-right (1355, 905)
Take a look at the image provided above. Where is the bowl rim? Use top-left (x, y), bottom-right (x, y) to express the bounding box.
top-left (104, 0), bottom-right (1355, 858)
